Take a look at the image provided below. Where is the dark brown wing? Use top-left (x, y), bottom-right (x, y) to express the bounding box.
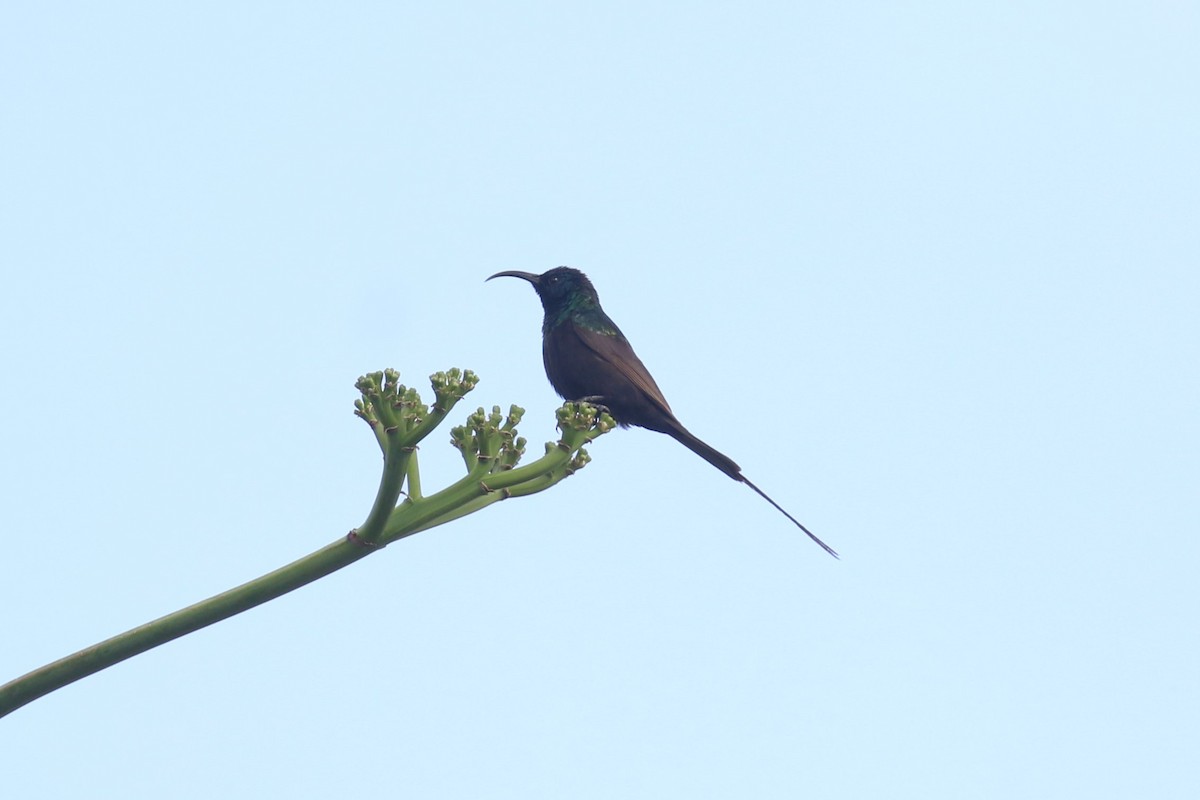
top-left (560, 322), bottom-right (746, 478)
top-left (570, 324), bottom-right (672, 413)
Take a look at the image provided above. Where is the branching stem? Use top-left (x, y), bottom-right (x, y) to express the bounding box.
top-left (0, 369), bottom-right (612, 719)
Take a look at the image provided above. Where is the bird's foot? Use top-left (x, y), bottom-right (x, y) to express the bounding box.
top-left (575, 396), bottom-right (612, 422)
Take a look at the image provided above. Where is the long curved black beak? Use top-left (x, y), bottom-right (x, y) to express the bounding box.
top-left (486, 270), bottom-right (541, 284)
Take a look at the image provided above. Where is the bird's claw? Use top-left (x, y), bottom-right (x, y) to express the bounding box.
top-left (575, 396), bottom-right (612, 422)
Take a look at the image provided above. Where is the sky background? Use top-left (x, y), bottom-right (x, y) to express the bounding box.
top-left (2, 2), bottom-right (1197, 797)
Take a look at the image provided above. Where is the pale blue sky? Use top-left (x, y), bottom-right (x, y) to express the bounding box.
top-left (2, 3), bottom-right (1197, 798)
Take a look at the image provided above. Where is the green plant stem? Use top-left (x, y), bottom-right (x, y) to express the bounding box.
top-left (0, 434), bottom-right (601, 720)
top-left (354, 442), bottom-right (412, 546)
top-left (0, 374), bottom-right (610, 720)
top-left (0, 536), bottom-right (374, 719)
top-left (406, 451), bottom-right (423, 499)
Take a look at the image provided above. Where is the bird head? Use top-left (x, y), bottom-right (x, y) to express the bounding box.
top-left (487, 267), bottom-right (599, 313)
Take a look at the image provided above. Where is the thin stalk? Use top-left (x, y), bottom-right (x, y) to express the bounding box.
top-left (0, 537), bottom-right (373, 718)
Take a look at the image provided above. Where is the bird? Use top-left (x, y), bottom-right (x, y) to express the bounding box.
top-left (487, 266), bottom-right (837, 557)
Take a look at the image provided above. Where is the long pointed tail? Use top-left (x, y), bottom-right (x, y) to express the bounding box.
top-left (666, 424), bottom-right (839, 558)
top-left (739, 475), bottom-right (839, 558)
